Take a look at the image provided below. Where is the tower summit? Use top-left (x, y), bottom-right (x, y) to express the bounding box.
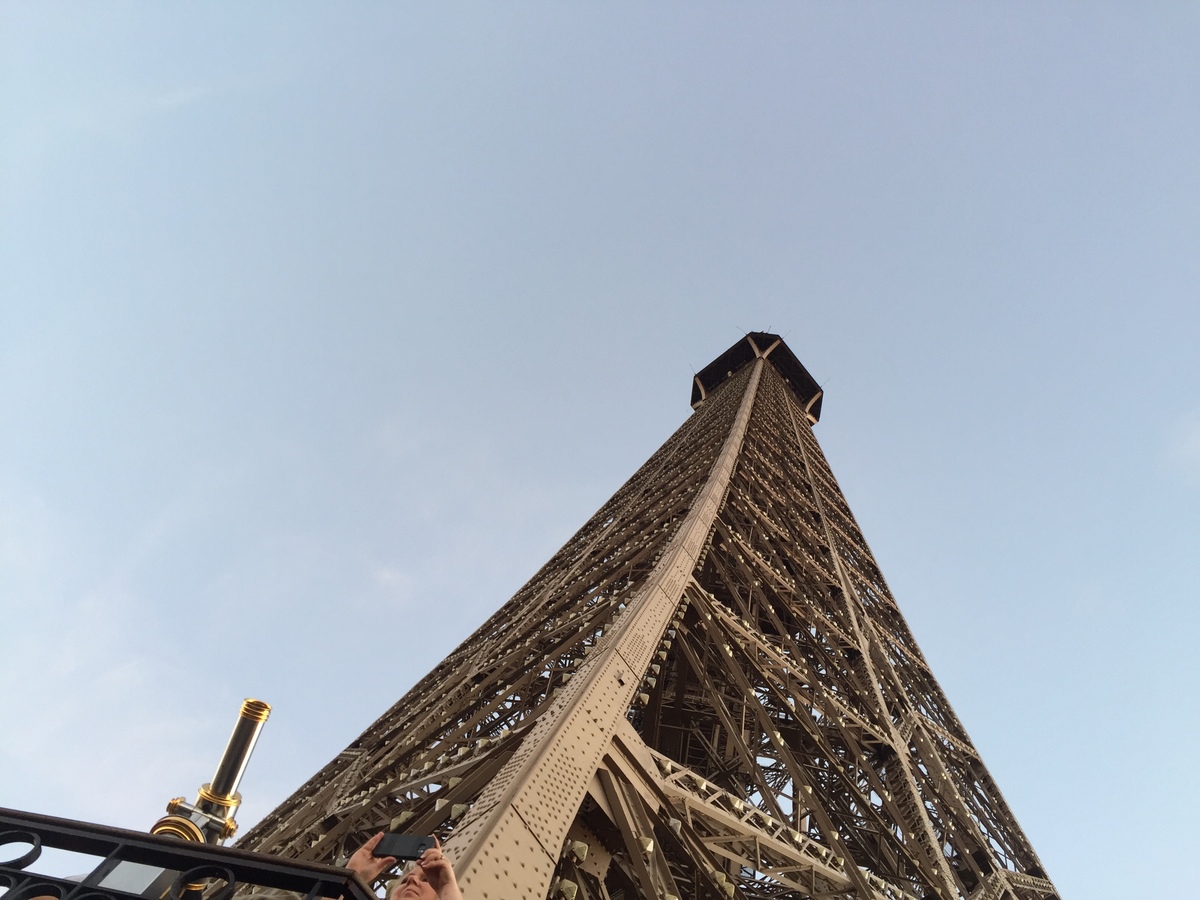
top-left (240, 333), bottom-right (1057, 900)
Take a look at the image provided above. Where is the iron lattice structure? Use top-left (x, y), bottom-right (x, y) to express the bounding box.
top-left (240, 334), bottom-right (1058, 900)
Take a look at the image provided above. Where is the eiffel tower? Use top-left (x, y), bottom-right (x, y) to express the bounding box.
top-left (239, 334), bottom-right (1058, 900)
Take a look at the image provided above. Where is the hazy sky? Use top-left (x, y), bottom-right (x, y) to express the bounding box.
top-left (2, 4), bottom-right (1198, 898)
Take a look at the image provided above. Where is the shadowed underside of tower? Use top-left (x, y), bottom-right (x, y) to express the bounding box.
top-left (239, 334), bottom-right (1057, 900)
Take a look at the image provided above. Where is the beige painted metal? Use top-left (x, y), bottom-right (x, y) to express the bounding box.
top-left (239, 333), bottom-right (1058, 900)
top-left (445, 359), bottom-right (765, 899)
top-left (783, 385), bottom-right (1047, 899)
top-left (604, 718), bottom-right (910, 900)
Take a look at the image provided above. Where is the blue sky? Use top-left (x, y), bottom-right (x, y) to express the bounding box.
top-left (2, 4), bottom-right (1198, 897)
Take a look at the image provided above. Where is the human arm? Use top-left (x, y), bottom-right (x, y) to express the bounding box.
top-left (345, 832), bottom-right (398, 885)
top-left (415, 841), bottom-right (462, 900)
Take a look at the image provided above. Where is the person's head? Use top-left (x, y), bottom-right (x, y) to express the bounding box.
top-left (388, 863), bottom-right (437, 900)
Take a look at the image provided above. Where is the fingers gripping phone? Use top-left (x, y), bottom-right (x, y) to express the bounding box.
top-left (372, 833), bottom-right (436, 862)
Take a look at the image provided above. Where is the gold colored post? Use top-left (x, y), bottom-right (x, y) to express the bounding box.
top-left (152, 699), bottom-right (271, 844)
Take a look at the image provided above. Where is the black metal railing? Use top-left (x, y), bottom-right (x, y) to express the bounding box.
top-left (0, 809), bottom-right (374, 900)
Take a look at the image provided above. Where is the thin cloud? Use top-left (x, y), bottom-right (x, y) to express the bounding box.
top-left (2, 82), bottom-right (219, 193)
top-left (149, 86), bottom-right (213, 115)
top-left (0, 583), bottom-right (214, 825)
top-left (1166, 411), bottom-right (1200, 487)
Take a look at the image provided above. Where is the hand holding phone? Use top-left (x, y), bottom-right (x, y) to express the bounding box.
top-left (371, 833), bottom-right (436, 862)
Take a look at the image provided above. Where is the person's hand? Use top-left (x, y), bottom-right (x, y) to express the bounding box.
top-left (345, 832), bottom-right (397, 884)
top-left (415, 840), bottom-right (462, 900)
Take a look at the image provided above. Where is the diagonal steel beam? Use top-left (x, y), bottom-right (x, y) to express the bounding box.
top-left (604, 719), bottom-right (916, 900)
top-left (446, 359), bottom-right (765, 900)
top-left (784, 393), bottom-right (964, 898)
top-left (595, 766), bottom-right (682, 900)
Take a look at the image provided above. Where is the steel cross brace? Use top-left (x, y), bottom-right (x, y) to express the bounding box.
top-left (601, 720), bottom-right (916, 900)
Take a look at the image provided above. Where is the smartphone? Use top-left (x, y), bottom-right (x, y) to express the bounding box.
top-left (372, 833), bottom-right (436, 861)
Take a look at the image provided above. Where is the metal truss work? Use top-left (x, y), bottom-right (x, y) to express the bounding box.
top-left (239, 334), bottom-right (1058, 900)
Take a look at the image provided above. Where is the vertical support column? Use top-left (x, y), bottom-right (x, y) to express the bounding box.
top-left (446, 360), bottom-right (764, 900)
